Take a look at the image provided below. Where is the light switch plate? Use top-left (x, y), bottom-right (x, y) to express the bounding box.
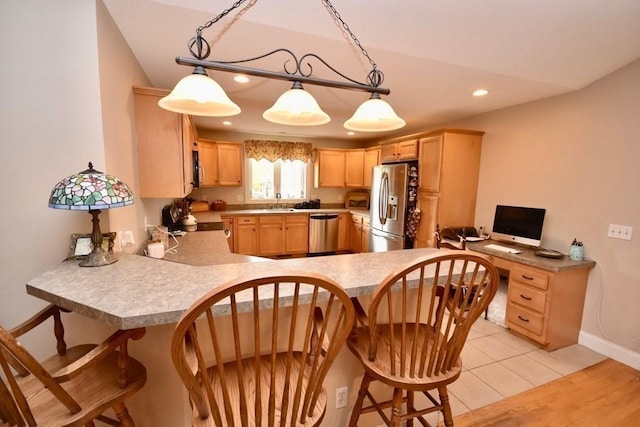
top-left (607, 224), bottom-right (633, 240)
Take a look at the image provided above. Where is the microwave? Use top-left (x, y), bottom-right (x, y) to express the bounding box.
top-left (192, 150), bottom-right (200, 188)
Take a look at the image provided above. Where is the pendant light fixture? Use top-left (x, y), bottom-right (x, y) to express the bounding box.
top-left (263, 81), bottom-right (330, 126)
top-left (159, 0), bottom-right (405, 133)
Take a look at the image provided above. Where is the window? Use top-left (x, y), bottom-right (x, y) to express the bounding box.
top-left (247, 158), bottom-right (308, 202)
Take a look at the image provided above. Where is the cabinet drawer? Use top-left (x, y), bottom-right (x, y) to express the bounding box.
top-left (510, 265), bottom-right (549, 290)
top-left (507, 305), bottom-right (545, 337)
top-left (508, 282), bottom-right (547, 314)
top-left (351, 215), bottom-right (363, 225)
top-left (237, 216), bottom-right (257, 225)
top-left (285, 214), bottom-right (308, 224)
top-left (259, 215), bottom-right (284, 225)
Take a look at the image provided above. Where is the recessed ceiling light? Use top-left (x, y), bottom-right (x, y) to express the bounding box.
top-left (222, 121), bottom-right (232, 126)
top-left (346, 131), bottom-right (355, 136)
top-left (473, 89), bottom-right (489, 97)
top-left (234, 75), bottom-right (250, 83)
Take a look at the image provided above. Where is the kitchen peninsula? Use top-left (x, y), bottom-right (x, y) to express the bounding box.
top-left (25, 221), bottom-right (445, 426)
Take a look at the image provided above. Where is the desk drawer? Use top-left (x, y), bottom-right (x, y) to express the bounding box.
top-left (511, 265), bottom-right (549, 290)
top-left (508, 282), bottom-right (547, 314)
top-left (507, 304), bottom-right (545, 337)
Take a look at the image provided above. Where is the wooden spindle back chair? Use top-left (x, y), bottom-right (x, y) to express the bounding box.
top-left (171, 271), bottom-right (355, 427)
top-left (0, 304), bottom-right (146, 427)
top-left (348, 253), bottom-right (499, 427)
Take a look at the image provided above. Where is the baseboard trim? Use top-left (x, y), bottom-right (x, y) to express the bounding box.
top-left (579, 331), bottom-right (640, 370)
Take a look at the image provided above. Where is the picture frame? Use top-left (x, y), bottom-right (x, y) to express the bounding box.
top-left (67, 232), bottom-right (117, 260)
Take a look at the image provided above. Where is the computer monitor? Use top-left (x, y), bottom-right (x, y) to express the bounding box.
top-left (491, 204), bottom-right (546, 247)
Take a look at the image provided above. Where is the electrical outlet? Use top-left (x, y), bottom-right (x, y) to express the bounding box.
top-left (335, 386), bottom-right (348, 409)
top-left (608, 224), bottom-right (633, 240)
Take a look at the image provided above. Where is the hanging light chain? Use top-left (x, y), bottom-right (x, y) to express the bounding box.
top-left (321, 0), bottom-right (378, 72)
top-left (189, 0), bottom-right (249, 59)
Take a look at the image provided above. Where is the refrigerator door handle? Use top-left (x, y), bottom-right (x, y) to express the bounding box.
top-left (379, 171), bottom-right (389, 224)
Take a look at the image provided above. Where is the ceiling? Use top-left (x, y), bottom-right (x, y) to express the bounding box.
top-left (104, 0), bottom-right (640, 142)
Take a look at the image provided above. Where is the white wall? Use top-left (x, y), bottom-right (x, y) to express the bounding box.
top-left (443, 59), bottom-right (640, 360)
top-left (0, 1), bottom-right (107, 341)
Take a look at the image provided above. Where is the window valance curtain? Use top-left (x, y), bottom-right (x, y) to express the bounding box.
top-left (244, 140), bottom-right (313, 162)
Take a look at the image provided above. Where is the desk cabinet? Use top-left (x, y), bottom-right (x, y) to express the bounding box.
top-left (486, 255), bottom-right (591, 351)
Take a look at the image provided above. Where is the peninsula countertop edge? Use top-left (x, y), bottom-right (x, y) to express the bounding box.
top-left (26, 242), bottom-right (442, 330)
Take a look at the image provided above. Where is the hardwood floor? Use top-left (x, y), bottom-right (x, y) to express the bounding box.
top-left (452, 358), bottom-right (640, 426)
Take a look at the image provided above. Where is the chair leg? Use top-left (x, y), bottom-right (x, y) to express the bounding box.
top-left (406, 390), bottom-right (414, 427)
top-left (113, 402), bottom-right (135, 427)
top-left (438, 387), bottom-right (454, 427)
top-left (390, 388), bottom-right (404, 427)
top-left (349, 374), bottom-right (373, 427)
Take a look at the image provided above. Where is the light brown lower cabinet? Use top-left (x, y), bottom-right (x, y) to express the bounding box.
top-left (349, 214), bottom-right (370, 253)
top-left (236, 216), bottom-right (258, 255)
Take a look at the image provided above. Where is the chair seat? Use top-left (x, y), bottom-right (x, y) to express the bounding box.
top-left (15, 350), bottom-right (146, 427)
top-left (192, 352), bottom-right (327, 427)
top-left (348, 323), bottom-right (462, 391)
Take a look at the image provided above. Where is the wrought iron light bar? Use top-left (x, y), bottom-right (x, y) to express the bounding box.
top-left (173, 55), bottom-right (391, 96)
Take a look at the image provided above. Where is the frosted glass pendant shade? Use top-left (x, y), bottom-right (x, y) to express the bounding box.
top-left (263, 82), bottom-right (330, 126)
top-left (158, 72), bottom-right (241, 117)
top-left (344, 94), bottom-right (406, 132)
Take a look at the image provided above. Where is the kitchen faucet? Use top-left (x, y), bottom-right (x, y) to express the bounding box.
top-left (275, 192), bottom-right (282, 208)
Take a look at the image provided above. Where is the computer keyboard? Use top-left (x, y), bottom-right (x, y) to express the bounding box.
top-left (484, 243), bottom-right (522, 254)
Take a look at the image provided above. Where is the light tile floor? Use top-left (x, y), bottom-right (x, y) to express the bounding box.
top-left (422, 316), bottom-right (607, 426)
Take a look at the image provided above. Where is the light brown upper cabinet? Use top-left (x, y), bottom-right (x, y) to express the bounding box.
top-left (415, 129), bottom-right (484, 248)
top-left (363, 147), bottom-right (380, 188)
top-left (314, 149), bottom-right (346, 188)
top-left (379, 139), bottom-right (418, 163)
top-left (345, 149), bottom-right (365, 188)
top-left (133, 86), bottom-right (196, 198)
top-left (314, 148), bottom-right (375, 188)
top-left (196, 139), bottom-right (243, 187)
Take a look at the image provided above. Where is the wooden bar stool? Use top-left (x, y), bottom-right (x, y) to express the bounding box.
top-left (347, 253), bottom-right (499, 426)
top-left (171, 271), bottom-right (355, 426)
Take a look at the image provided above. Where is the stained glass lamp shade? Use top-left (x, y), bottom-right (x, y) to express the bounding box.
top-left (49, 162), bottom-right (134, 267)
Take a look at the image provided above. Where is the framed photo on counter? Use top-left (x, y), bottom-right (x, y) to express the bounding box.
top-left (67, 232), bottom-right (116, 260)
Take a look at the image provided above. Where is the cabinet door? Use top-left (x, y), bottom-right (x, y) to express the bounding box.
top-left (380, 143), bottom-right (397, 163)
top-left (217, 142), bottom-right (243, 186)
top-left (415, 194), bottom-right (439, 248)
top-left (258, 216), bottom-right (285, 256)
top-left (345, 149), bottom-right (365, 188)
top-left (361, 217), bottom-right (370, 253)
top-left (350, 215), bottom-right (363, 253)
top-left (284, 215), bottom-right (309, 254)
top-left (337, 213), bottom-right (350, 251)
top-left (363, 148), bottom-right (380, 188)
top-left (221, 216), bottom-right (234, 252)
top-left (418, 136), bottom-right (443, 192)
top-left (133, 86), bottom-right (194, 198)
top-left (396, 140), bottom-right (418, 160)
top-left (236, 217), bottom-right (258, 255)
top-left (315, 149), bottom-right (346, 187)
top-left (198, 140), bottom-right (219, 187)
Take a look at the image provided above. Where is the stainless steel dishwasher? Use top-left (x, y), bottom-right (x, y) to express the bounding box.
top-left (308, 213), bottom-right (339, 254)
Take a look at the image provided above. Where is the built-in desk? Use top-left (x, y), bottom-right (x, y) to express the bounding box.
top-left (468, 240), bottom-right (596, 351)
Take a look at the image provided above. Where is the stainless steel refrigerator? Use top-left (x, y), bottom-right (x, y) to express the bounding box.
top-left (369, 161), bottom-right (419, 252)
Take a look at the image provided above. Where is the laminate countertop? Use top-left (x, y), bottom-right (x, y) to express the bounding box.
top-left (26, 225), bottom-right (442, 329)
